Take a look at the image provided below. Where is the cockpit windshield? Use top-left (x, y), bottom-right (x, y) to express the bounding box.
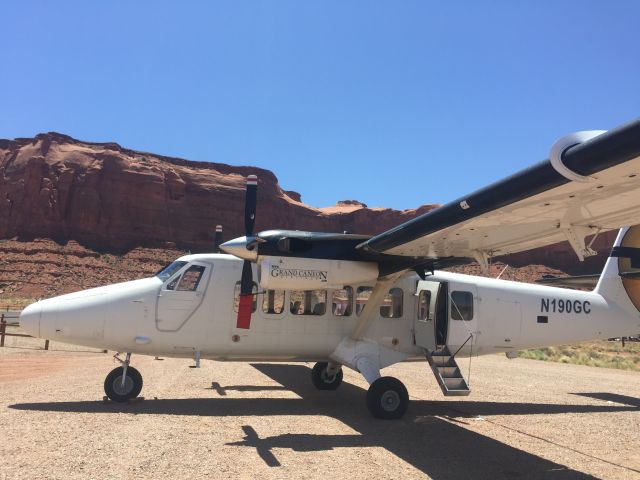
top-left (155, 261), bottom-right (188, 282)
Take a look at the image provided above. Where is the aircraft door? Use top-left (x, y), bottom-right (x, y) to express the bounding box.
top-left (489, 297), bottom-right (522, 348)
top-left (414, 280), bottom-right (443, 351)
top-left (446, 283), bottom-right (478, 352)
top-left (156, 262), bottom-right (211, 332)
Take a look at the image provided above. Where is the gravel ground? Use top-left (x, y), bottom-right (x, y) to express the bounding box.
top-left (0, 341), bottom-right (639, 480)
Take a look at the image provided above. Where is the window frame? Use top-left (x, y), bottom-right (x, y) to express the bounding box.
top-left (380, 287), bottom-right (403, 318)
top-left (166, 274), bottom-right (181, 291)
top-left (262, 289), bottom-right (285, 315)
top-left (289, 290), bottom-right (328, 316)
top-left (417, 290), bottom-right (431, 321)
top-left (175, 264), bottom-right (207, 292)
top-left (156, 261), bottom-right (188, 282)
top-left (450, 290), bottom-right (474, 321)
top-left (356, 286), bottom-right (373, 316)
top-left (332, 286), bottom-right (353, 317)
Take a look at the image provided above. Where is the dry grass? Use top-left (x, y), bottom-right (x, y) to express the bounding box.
top-left (519, 339), bottom-right (640, 371)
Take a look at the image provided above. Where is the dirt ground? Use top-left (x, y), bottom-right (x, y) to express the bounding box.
top-left (0, 341), bottom-right (639, 480)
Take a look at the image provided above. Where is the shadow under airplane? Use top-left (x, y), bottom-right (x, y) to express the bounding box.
top-left (10, 364), bottom-right (640, 479)
top-left (571, 392), bottom-right (640, 408)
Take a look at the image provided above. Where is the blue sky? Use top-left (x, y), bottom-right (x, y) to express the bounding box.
top-left (1, 1), bottom-right (639, 210)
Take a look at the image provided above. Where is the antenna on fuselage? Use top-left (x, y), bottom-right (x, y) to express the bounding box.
top-left (213, 225), bottom-right (223, 253)
top-left (496, 264), bottom-right (509, 279)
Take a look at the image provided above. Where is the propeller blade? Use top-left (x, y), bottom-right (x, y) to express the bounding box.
top-left (213, 225), bottom-right (223, 253)
top-left (244, 175), bottom-right (258, 237)
top-left (240, 259), bottom-right (254, 294)
top-left (237, 259), bottom-right (254, 329)
top-left (236, 175), bottom-right (258, 329)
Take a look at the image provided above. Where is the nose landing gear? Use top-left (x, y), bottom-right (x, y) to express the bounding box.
top-left (104, 352), bottom-right (143, 402)
top-left (311, 361), bottom-right (343, 390)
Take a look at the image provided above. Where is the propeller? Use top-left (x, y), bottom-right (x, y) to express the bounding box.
top-left (237, 175), bottom-right (258, 329)
top-left (213, 225), bottom-right (223, 253)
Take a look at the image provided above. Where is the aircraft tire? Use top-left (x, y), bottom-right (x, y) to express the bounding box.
top-left (104, 366), bottom-right (143, 402)
top-left (311, 362), bottom-right (343, 390)
top-left (366, 376), bottom-right (409, 420)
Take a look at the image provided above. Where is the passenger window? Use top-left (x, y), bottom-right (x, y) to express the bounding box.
top-left (262, 290), bottom-right (285, 314)
top-left (233, 281), bottom-right (258, 313)
top-left (381, 288), bottom-right (403, 318)
top-left (332, 287), bottom-right (353, 316)
top-left (418, 290), bottom-right (431, 321)
top-left (451, 291), bottom-right (473, 320)
top-left (356, 286), bottom-right (373, 316)
top-left (176, 265), bottom-right (206, 291)
top-left (290, 290), bottom-right (327, 315)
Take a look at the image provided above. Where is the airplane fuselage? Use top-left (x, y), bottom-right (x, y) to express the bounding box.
top-left (19, 253), bottom-right (640, 364)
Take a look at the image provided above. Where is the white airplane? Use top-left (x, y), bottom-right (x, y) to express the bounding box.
top-left (18, 120), bottom-right (640, 419)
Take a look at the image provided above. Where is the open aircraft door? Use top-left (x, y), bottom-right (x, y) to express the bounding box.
top-left (156, 262), bottom-right (211, 332)
top-left (414, 280), bottom-right (448, 351)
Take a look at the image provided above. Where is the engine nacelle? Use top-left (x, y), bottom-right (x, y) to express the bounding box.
top-left (259, 256), bottom-right (379, 290)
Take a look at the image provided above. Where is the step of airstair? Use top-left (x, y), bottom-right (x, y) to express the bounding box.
top-left (425, 346), bottom-right (470, 396)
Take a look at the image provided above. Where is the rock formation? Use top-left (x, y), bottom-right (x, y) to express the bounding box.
top-left (0, 132), bottom-right (437, 252)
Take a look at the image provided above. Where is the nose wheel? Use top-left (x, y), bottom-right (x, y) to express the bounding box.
top-left (104, 353), bottom-right (143, 402)
top-left (311, 362), bottom-right (343, 390)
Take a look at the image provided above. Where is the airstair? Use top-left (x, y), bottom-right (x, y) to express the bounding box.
top-left (425, 346), bottom-right (471, 396)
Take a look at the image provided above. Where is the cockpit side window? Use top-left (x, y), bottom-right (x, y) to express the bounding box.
top-left (176, 265), bottom-right (206, 291)
top-left (156, 261), bottom-right (188, 282)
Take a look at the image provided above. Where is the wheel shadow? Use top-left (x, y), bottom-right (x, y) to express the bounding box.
top-left (11, 363), bottom-right (639, 479)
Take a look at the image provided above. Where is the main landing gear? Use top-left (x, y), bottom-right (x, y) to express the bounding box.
top-left (366, 376), bottom-right (409, 420)
top-left (104, 352), bottom-right (143, 402)
top-left (311, 360), bottom-right (409, 419)
top-left (311, 361), bottom-right (343, 390)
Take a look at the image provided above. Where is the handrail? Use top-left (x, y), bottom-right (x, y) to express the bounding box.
top-left (451, 332), bottom-right (473, 359)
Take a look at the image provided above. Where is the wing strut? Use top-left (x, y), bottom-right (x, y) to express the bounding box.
top-left (472, 250), bottom-right (491, 275)
top-left (561, 224), bottom-right (598, 261)
top-left (350, 272), bottom-right (403, 341)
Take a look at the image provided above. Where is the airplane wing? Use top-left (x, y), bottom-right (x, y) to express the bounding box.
top-left (358, 119), bottom-right (640, 269)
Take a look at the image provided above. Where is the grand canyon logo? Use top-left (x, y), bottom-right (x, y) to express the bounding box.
top-left (270, 265), bottom-right (328, 282)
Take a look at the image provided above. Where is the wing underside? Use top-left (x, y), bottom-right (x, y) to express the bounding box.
top-left (359, 119), bottom-right (640, 266)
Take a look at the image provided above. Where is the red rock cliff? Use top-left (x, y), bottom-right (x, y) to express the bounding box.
top-left (0, 132), bottom-right (437, 252)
